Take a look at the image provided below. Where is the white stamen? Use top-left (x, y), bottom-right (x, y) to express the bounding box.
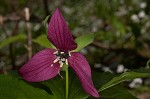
top-left (60, 62), bottom-right (64, 67)
top-left (53, 51), bottom-right (58, 54)
top-left (69, 52), bottom-right (71, 56)
top-left (52, 50), bottom-right (70, 68)
top-left (65, 59), bottom-right (68, 65)
top-left (53, 58), bottom-right (59, 63)
top-left (60, 52), bottom-right (64, 54)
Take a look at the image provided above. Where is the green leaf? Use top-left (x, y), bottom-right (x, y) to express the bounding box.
top-left (42, 70), bottom-right (139, 99)
top-left (99, 68), bottom-right (150, 92)
top-left (0, 74), bottom-right (53, 99)
top-left (92, 72), bottom-right (137, 99)
top-left (90, 72), bottom-right (137, 99)
top-left (0, 34), bottom-right (26, 49)
top-left (73, 33), bottom-right (95, 52)
top-left (42, 70), bottom-right (88, 99)
top-left (42, 15), bottom-right (50, 34)
top-left (42, 73), bottom-right (65, 99)
top-left (33, 34), bottom-right (55, 48)
top-left (68, 70), bottom-right (88, 99)
top-left (99, 84), bottom-right (137, 99)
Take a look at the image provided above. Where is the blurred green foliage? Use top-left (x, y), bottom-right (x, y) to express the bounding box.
top-left (0, 0), bottom-right (150, 68)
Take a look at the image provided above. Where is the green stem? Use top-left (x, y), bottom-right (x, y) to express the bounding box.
top-left (65, 66), bottom-right (69, 99)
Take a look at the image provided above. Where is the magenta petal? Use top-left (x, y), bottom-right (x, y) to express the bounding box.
top-left (68, 52), bottom-right (99, 98)
top-left (48, 8), bottom-right (77, 52)
top-left (19, 49), bottom-right (61, 82)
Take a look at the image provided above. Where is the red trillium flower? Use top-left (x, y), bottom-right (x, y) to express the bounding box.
top-left (19, 8), bottom-right (99, 98)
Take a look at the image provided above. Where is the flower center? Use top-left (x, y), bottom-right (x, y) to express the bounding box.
top-left (52, 50), bottom-right (71, 67)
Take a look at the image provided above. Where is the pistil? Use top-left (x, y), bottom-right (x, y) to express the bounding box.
top-left (53, 50), bottom-right (71, 67)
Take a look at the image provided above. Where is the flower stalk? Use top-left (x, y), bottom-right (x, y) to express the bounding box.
top-left (65, 65), bottom-right (69, 99)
